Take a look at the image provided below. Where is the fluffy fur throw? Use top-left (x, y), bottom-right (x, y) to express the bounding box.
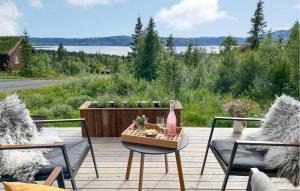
top-left (244, 94), bottom-right (300, 186)
top-left (0, 95), bottom-right (54, 182)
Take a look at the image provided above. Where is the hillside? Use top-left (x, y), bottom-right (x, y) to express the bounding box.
top-left (29, 30), bottom-right (291, 46)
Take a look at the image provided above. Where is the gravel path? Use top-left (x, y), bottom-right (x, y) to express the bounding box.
top-left (0, 79), bottom-right (71, 92)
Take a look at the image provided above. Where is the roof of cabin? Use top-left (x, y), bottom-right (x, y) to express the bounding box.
top-left (0, 36), bottom-right (22, 54)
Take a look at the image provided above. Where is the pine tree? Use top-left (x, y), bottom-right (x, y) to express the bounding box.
top-left (247, 0), bottom-right (267, 49)
top-left (135, 17), bottom-right (160, 81)
top-left (20, 30), bottom-right (33, 76)
top-left (220, 36), bottom-right (238, 52)
top-left (57, 42), bottom-right (66, 62)
top-left (166, 33), bottom-right (176, 55)
top-left (131, 17), bottom-right (143, 57)
top-left (184, 43), bottom-right (193, 66)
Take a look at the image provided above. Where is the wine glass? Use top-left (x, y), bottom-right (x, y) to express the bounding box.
top-left (156, 116), bottom-right (165, 132)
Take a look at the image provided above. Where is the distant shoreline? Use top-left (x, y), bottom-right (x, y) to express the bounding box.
top-left (33, 45), bottom-right (220, 56)
top-left (29, 29), bottom-right (290, 47)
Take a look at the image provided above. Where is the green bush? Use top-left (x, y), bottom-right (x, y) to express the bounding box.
top-left (91, 97), bottom-right (109, 108)
top-left (66, 95), bottom-right (91, 109)
top-left (50, 104), bottom-right (73, 118)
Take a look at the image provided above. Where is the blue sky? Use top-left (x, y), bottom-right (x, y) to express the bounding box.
top-left (0, 0), bottom-right (299, 38)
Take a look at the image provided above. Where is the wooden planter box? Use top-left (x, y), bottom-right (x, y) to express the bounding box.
top-left (79, 101), bottom-right (183, 137)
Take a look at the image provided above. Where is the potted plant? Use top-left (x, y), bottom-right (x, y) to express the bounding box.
top-left (134, 115), bottom-right (148, 133)
top-left (223, 100), bottom-right (248, 133)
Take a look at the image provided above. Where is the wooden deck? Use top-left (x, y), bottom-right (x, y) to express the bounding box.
top-left (50, 127), bottom-right (300, 191)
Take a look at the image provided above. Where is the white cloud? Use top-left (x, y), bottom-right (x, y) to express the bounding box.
top-left (294, 2), bottom-right (300, 10)
top-left (268, 26), bottom-right (290, 31)
top-left (155, 0), bottom-right (227, 30)
top-left (65, 0), bottom-right (126, 8)
top-left (29, 0), bottom-right (43, 8)
top-left (0, 0), bottom-right (21, 36)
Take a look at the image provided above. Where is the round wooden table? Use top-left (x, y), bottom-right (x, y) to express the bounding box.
top-left (122, 134), bottom-right (189, 191)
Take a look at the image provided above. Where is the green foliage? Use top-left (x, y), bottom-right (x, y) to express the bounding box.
top-left (66, 95), bottom-right (91, 109)
top-left (215, 51), bottom-right (238, 93)
top-left (247, 0), bottom-right (267, 49)
top-left (285, 21), bottom-right (300, 98)
top-left (220, 36), bottom-right (238, 52)
top-left (57, 43), bottom-right (67, 62)
top-left (112, 96), bottom-right (125, 108)
top-left (166, 34), bottom-right (176, 55)
top-left (233, 52), bottom-right (258, 96)
top-left (0, 36), bottom-right (21, 53)
top-left (133, 18), bottom-right (161, 81)
top-left (50, 104), bottom-right (73, 118)
top-left (184, 43), bottom-right (194, 67)
top-left (158, 54), bottom-right (183, 99)
top-left (20, 31), bottom-right (34, 76)
top-left (131, 17), bottom-right (143, 57)
top-left (91, 97), bottom-right (109, 108)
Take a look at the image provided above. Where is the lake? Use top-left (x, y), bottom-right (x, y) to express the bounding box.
top-left (33, 45), bottom-right (220, 56)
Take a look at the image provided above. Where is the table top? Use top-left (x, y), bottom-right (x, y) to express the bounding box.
top-left (121, 134), bottom-right (189, 155)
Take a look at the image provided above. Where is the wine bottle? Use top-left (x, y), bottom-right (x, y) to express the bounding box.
top-left (167, 100), bottom-right (177, 136)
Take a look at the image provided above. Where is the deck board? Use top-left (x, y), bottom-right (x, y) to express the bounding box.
top-left (49, 127), bottom-right (299, 191)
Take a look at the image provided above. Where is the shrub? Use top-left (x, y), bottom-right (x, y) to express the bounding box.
top-left (50, 104), bottom-right (73, 118)
top-left (66, 95), bottom-right (91, 109)
top-left (90, 97), bottom-right (109, 108)
top-left (36, 107), bottom-right (51, 116)
top-left (112, 96), bottom-right (125, 108)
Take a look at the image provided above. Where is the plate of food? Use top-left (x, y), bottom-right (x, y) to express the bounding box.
top-left (144, 129), bottom-right (159, 137)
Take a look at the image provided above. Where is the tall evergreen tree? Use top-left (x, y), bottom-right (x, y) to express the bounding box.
top-left (135, 17), bottom-right (160, 81)
top-left (57, 42), bottom-right (66, 61)
top-left (247, 0), bottom-right (267, 49)
top-left (184, 43), bottom-right (193, 66)
top-left (131, 17), bottom-right (143, 57)
top-left (20, 30), bottom-right (33, 76)
top-left (166, 33), bottom-right (176, 55)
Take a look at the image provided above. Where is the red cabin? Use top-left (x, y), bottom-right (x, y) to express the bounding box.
top-left (0, 37), bottom-right (23, 71)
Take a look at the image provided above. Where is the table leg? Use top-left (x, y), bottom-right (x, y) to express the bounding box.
top-left (175, 151), bottom-right (185, 191)
top-left (164, 154), bottom-right (168, 173)
top-left (125, 150), bottom-right (134, 180)
top-left (139, 153), bottom-right (145, 191)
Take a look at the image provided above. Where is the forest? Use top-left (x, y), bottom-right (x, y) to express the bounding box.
top-left (1, 0), bottom-right (299, 127)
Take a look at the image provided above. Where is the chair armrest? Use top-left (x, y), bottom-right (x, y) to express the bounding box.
top-left (33, 118), bottom-right (92, 145)
top-left (43, 167), bottom-right (63, 186)
top-left (0, 143), bottom-right (64, 150)
top-left (247, 168), bottom-right (260, 191)
top-left (33, 118), bottom-right (85, 124)
top-left (207, 117), bottom-right (264, 146)
top-left (236, 140), bottom-right (300, 147)
top-left (214, 116), bottom-right (264, 122)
